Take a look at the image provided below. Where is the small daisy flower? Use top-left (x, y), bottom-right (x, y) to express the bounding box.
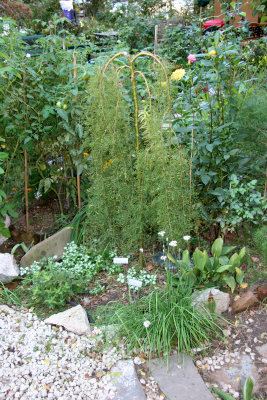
top-left (143, 321), bottom-right (151, 328)
top-left (183, 235), bottom-right (191, 241)
top-left (158, 231), bottom-right (165, 237)
top-left (169, 240), bottom-right (177, 247)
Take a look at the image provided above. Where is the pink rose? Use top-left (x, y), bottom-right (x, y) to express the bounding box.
top-left (187, 54), bottom-right (196, 63)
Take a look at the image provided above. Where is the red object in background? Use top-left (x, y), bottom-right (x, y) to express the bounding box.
top-left (203, 19), bottom-right (225, 29)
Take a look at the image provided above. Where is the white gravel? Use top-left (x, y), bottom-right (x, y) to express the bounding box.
top-left (0, 305), bottom-right (125, 400)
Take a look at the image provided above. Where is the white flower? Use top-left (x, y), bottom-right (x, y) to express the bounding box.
top-left (93, 327), bottom-right (102, 335)
top-left (158, 231), bottom-right (165, 237)
top-left (143, 320), bottom-right (151, 328)
top-left (26, 53), bottom-right (31, 58)
top-left (160, 255), bottom-right (167, 261)
top-left (139, 248), bottom-right (144, 253)
top-left (169, 240), bottom-right (177, 247)
top-left (183, 235), bottom-right (191, 241)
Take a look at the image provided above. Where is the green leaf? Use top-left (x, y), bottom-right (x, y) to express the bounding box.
top-left (44, 178), bottom-right (52, 193)
top-left (76, 124), bottom-right (83, 138)
top-left (0, 227), bottom-right (10, 238)
top-left (201, 174), bottom-right (210, 185)
top-left (57, 108), bottom-right (68, 122)
top-left (213, 387), bottom-right (235, 400)
top-left (219, 256), bottom-right (229, 265)
top-left (182, 250), bottom-right (190, 267)
top-left (193, 249), bottom-right (206, 271)
top-left (167, 252), bottom-right (176, 264)
top-left (230, 1), bottom-right (236, 9)
top-left (211, 238), bottom-right (223, 258)
top-left (242, 376), bottom-right (253, 400)
top-left (221, 246), bottom-right (236, 256)
top-left (235, 267), bottom-right (244, 285)
top-left (223, 275), bottom-right (236, 293)
top-left (229, 253), bottom-right (241, 269)
top-left (217, 264), bottom-right (233, 273)
top-left (239, 247), bottom-right (246, 262)
top-left (207, 299), bottom-right (216, 313)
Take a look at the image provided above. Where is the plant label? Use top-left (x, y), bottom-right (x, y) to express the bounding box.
top-left (113, 257), bottom-right (128, 264)
top-left (128, 278), bottom-right (142, 288)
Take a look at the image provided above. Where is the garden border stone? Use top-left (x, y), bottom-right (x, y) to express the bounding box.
top-left (20, 227), bottom-right (72, 268)
top-left (149, 354), bottom-right (215, 400)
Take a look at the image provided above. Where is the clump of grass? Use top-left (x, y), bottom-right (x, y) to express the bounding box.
top-left (0, 281), bottom-right (21, 306)
top-left (253, 226), bottom-right (267, 265)
top-left (102, 273), bottom-right (224, 361)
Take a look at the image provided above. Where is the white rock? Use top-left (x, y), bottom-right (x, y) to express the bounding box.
top-left (0, 253), bottom-right (20, 283)
top-left (44, 305), bottom-right (91, 335)
top-left (192, 288), bottom-right (230, 314)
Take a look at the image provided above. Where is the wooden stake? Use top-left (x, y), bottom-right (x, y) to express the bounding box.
top-left (23, 66), bottom-right (29, 233)
top-left (154, 25), bottom-right (159, 55)
top-left (73, 53), bottom-right (81, 210)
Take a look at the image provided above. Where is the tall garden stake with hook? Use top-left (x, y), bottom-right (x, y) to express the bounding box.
top-left (73, 52), bottom-right (81, 210)
top-left (23, 64), bottom-right (29, 233)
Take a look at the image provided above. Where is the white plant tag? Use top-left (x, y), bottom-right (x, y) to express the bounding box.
top-left (128, 278), bottom-right (142, 288)
top-left (113, 257), bottom-right (128, 264)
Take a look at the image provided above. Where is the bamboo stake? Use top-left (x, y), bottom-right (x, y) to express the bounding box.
top-left (73, 52), bottom-right (81, 210)
top-left (23, 65), bottom-right (29, 233)
top-left (154, 25), bottom-right (158, 55)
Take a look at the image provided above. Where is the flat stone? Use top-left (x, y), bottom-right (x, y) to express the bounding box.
top-left (206, 354), bottom-right (259, 392)
top-left (44, 305), bottom-right (90, 335)
top-left (20, 227), bottom-right (72, 267)
top-left (256, 343), bottom-right (267, 359)
top-left (149, 355), bottom-right (214, 400)
top-left (192, 288), bottom-right (230, 314)
top-left (232, 290), bottom-right (259, 313)
top-left (0, 253), bottom-right (19, 283)
top-left (0, 215), bottom-right (11, 246)
top-left (110, 359), bottom-right (146, 400)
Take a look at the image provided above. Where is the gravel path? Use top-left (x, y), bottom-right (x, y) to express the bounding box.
top-left (0, 305), bottom-right (124, 400)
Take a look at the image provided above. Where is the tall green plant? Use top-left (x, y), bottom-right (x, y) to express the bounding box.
top-left (84, 52), bottom-right (193, 253)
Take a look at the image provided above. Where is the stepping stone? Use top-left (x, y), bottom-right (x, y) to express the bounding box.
top-left (110, 359), bottom-right (146, 400)
top-left (149, 355), bottom-right (214, 400)
top-left (20, 227), bottom-right (72, 267)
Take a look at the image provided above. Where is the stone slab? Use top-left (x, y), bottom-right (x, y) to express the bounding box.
top-left (0, 253), bottom-right (20, 283)
top-left (149, 355), bottom-right (214, 400)
top-left (256, 343), bottom-right (267, 359)
top-left (44, 305), bottom-right (90, 335)
top-left (207, 354), bottom-right (259, 392)
top-left (110, 359), bottom-right (146, 400)
top-left (20, 227), bottom-right (72, 267)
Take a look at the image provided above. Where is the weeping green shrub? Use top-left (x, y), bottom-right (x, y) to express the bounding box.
top-left (83, 58), bottom-right (193, 252)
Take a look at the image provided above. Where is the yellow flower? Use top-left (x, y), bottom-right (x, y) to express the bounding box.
top-left (83, 152), bottom-right (88, 156)
top-left (160, 81), bottom-right (167, 87)
top-left (209, 50), bottom-right (216, 56)
top-left (171, 69), bottom-right (186, 81)
top-left (104, 159), bottom-right (112, 166)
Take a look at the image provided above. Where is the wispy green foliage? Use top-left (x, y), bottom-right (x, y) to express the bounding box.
top-left (83, 64), bottom-right (193, 253)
